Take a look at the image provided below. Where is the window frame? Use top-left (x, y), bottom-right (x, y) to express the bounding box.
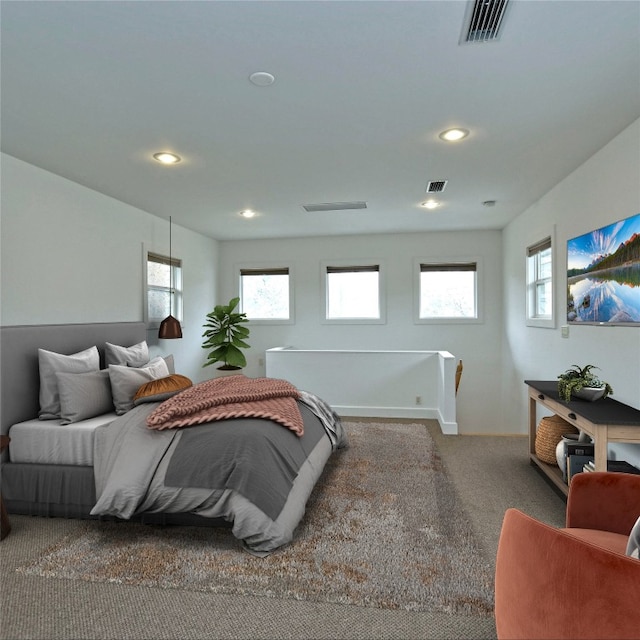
top-left (413, 256), bottom-right (483, 324)
top-left (321, 260), bottom-right (386, 325)
top-left (236, 262), bottom-right (295, 325)
top-left (144, 248), bottom-right (183, 330)
top-left (526, 232), bottom-right (555, 329)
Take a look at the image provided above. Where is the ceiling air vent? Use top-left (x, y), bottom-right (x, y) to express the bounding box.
top-left (461, 0), bottom-right (510, 44)
top-left (302, 201), bottom-right (367, 213)
top-left (426, 180), bottom-right (448, 194)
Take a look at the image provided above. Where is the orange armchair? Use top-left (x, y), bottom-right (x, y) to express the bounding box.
top-left (495, 471), bottom-right (640, 640)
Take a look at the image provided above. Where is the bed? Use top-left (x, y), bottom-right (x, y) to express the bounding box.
top-left (0, 322), bottom-right (345, 554)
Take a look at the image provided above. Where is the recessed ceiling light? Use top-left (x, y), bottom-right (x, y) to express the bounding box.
top-left (249, 71), bottom-right (275, 87)
top-left (239, 209), bottom-right (256, 218)
top-left (421, 199), bottom-right (441, 210)
top-left (439, 128), bottom-right (470, 142)
top-left (153, 152), bottom-right (181, 165)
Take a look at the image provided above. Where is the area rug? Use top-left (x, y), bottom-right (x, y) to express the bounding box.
top-left (17, 421), bottom-right (494, 615)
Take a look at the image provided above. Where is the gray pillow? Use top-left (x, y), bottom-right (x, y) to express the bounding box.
top-left (108, 357), bottom-right (170, 415)
top-left (626, 516), bottom-right (640, 559)
top-left (127, 354), bottom-right (174, 373)
top-left (56, 370), bottom-right (114, 424)
top-left (38, 346), bottom-right (100, 419)
top-left (105, 340), bottom-right (149, 367)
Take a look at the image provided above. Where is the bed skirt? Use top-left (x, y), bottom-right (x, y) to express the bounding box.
top-left (2, 462), bottom-right (229, 527)
top-left (2, 463), bottom-right (96, 518)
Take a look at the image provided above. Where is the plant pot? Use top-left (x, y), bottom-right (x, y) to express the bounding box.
top-left (214, 366), bottom-right (243, 378)
top-left (573, 386), bottom-right (606, 402)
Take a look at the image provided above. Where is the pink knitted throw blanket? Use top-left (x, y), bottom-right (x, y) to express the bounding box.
top-left (146, 374), bottom-right (303, 436)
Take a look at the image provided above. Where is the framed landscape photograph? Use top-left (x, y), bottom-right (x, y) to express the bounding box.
top-left (567, 212), bottom-right (640, 325)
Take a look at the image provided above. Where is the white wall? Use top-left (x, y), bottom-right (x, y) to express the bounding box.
top-left (218, 229), bottom-right (503, 434)
top-left (3, 115), bottom-right (637, 447)
top-left (266, 348), bottom-right (458, 432)
top-left (502, 118), bottom-right (640, 465)
top-left (0, 153), bottom-right (219, 383)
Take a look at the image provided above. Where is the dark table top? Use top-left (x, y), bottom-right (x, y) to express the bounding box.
top-left (525, 380), bottom-right (640, 426)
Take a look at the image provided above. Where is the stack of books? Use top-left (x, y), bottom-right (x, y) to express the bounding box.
top-left (561, 440), bottom-right (640, 484)
top-left (564, 440), bottom-right (594, 484)
top-left (563, 439), bottom-right (640, 483)
top-left (583, 459), bottom-right (640, 475)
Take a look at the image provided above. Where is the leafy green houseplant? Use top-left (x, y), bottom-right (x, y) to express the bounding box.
top-left (557, 364), bottom-right (613, 402)
top-left (202, 297), bottom-right (250, 370)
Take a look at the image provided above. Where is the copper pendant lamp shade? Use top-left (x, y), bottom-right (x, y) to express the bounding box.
top-left (158, 216), bottom-right (183, 339)
top-left (159, 314), bottom-right (182, 339)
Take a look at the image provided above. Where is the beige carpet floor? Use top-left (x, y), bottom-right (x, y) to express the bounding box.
top-left (0, 420), bottom-right (566, 640)
top-left (13, 422), bottom-right (494, 615)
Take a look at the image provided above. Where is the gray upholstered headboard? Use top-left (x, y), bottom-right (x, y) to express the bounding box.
top-left (0, 322), bottom-right (147, 441)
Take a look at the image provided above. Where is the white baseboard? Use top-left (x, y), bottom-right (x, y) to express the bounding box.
top-left (334, 405), bottom-right (458, 435)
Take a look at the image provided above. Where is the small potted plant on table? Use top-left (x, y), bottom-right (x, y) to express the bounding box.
top-left (557, 364), bottom-right (613, 402)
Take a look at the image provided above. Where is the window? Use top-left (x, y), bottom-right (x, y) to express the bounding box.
top-left (417, 261), bottom-right (479, 322)
top-left (239, 267), bottom-right (292, 322)
top-left (323, 263), bottom-right (384, 323)
top-left (146, 251), bottom-right (182, 328)
top-left (527, 236), bottom-right (554, 328)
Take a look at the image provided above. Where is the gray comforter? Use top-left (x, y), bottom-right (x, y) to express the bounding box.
top-left (91, 393), bottom-right (345, 555)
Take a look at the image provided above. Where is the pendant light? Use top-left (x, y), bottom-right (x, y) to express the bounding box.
top-left (158, 216), bottom-right (183, 339)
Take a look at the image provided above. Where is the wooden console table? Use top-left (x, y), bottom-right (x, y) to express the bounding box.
top-left (525, 380), bottom-right (640, 496)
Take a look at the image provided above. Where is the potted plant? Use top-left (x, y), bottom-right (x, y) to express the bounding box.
top-left (202, 297), bottom-right (250, 370)
top-left (557, 364), bottom-right (613, 402)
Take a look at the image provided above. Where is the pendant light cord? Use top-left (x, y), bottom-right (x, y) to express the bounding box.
top-left (169, 216), bottom-right (173, 309)
top-left (158, 216), bottom-right (182, 338)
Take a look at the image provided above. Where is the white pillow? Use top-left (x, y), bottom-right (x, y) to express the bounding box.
top-left (38, 346), bottom-right (100, 419)
top-left (105, 340), bottom-right (149, 367)
top-left (108, 357), bottom-right (170, 415)
top-left (163, 354), bottom-right (175, 374)
top-left (626, 515), bottom-right (640, 560)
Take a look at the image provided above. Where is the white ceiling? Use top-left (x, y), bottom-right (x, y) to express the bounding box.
top-left (2, 1), bottom-right (639, 241)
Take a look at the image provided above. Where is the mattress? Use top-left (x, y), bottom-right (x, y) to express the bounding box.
top-left (8, 413), bottom-right (117, 465)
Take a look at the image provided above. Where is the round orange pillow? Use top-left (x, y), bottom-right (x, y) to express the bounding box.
top-left (133, 374), bottom-right (192, 405)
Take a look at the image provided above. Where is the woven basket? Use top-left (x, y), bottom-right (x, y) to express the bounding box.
top-left (535, 415), bottom-right (578, 465)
